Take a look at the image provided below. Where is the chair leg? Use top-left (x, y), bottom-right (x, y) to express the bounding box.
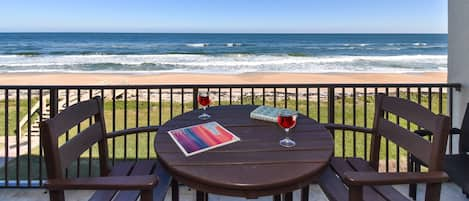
top-left (171, 179), bottom-right (179, 201)
top-left (284, 192), bottom-right (293, 201)
top-left (141, 190), bottom-right (154, 201)
top-left (424, 183), bottom-right (441, 201)
top-left (349, 186), bottom-right (363, 201)
top-left (408, 155), bottom-right (417, 200)
top-left (196, 191), bottom-right (207, 201)
top-left (301, 185), bottom-right (309, 201)
top-left (273, 194), bottom-right (281, 201)
top-left (49, 190), bottom-right (65, 201)
top-left (409, 183), bottom-right (417, 200)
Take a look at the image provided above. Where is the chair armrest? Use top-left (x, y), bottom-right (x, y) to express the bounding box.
top-left (343, 171), bottom-right (448, 186)
top-left (44, 175), bottom-right (158, 190)
top-left (106, 126), bottom-right (159, 138)
top-left (321, 124), bottom-right (373, 133)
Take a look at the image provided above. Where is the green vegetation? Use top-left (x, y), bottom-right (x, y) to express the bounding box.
top-left (0, 99), bottom-right (34, 136)
top-left (0, 92), bottom-right (448, 180)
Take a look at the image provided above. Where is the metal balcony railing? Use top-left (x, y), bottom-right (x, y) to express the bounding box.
top-left (0, 83), bottom-right (461, 188)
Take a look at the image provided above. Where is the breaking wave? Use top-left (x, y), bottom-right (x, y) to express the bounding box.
top-left (0, 54), bottom-right (447, 73)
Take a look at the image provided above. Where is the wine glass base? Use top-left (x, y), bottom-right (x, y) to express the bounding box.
top-left (280, 137), bottom-right (296, 148)
top-left (198, 113), bottom-right (211, 120)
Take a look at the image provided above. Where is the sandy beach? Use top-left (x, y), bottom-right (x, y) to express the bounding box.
top-left (0, 72), bottom-right (447, 85)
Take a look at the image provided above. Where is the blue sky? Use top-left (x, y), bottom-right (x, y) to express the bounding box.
top-left (0, 0), bottom-right (447, 33)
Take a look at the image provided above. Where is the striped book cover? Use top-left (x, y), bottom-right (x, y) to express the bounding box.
top-left (167, 121), bottom-right (241, 157)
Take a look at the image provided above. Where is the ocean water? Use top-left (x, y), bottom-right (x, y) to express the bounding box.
top-left (0, 33), bottom-right (447, 73)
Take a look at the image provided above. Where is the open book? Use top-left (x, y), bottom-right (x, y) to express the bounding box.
top-left (167, 121), bottom-right (240, 157)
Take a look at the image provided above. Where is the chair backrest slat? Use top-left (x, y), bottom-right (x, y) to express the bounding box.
top-left (59, 122), bottom-right (104, 170)
top-left (370, 94), bottom-right (450, 172)
top-left (377, 118), bottom-right (432, 163)
top-left (381, 96), bottom-right (442, 134)
top-left (46, 99), bottom-right (100, 139)
top-left (40, 96), bottom-right (110, 180)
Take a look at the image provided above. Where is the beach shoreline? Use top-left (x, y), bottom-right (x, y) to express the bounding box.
top-left (0, 72), bottom-right (447, 85)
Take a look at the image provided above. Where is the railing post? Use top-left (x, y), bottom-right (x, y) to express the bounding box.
top-left (328, 87), bottom-right (335, 125)
top-left (449, 87), bottom-right (454, 154)
top-left (327, 87), bottom-right (336, 142)
top-left (50, 88), bottom-right (59, 118)
top-left (193, 87), bottom-right (199, 110)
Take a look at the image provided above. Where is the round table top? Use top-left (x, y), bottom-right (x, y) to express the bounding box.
top-left (155, 105), bottom-right (333, 198)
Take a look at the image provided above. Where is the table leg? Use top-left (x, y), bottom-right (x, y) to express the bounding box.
top-left (196, 191), bottom-right (208, 201)
top-left (301, 185), bottom-right (309, 201)
top-left (273, 194), bottom-right (281, 201)
top-left (171, 179), bottom-right (179, 201)
top-left (284, 192), bottom-right (293, 201)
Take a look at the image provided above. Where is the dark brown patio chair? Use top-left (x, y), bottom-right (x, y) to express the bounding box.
top-left (40, 97), bottom-right (172, 201)
top-left (409, 102), bottom-right (469, 199)
top-left (318, 93), bottom-right (450, 201)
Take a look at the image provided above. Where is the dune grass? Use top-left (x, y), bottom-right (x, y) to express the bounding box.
top-left (0, 99), bottom-right (33, 136)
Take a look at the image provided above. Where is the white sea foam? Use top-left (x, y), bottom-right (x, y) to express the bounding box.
top-left (0, 54), bottom-right (447, 73)
top-left (413, 43), bottom-right (427, 46)
top-left (225, 43), bottom-right (242, 47)
top-left (386, 43), bottom-right (442, 48)
top-left (343, 43), bottom-right (369, 47)
top-left (186, 43), bottom-right (209, 47)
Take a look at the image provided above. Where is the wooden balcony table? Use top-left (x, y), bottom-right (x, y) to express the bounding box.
top-left (154, 105), bottom-right (334, 201)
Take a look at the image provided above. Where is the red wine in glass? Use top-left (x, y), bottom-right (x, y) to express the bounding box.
top-left (277, 115), bottom-right (297, 129)
top-left (277, 110), bottom-right (297, 147)
top-left (198, 95), bottom-right (210, 107)
top-left (198, 91), bottom-right (211, 120)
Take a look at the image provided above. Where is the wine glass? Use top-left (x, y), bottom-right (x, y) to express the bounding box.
top-left (277, 109), bottom-right (297, 147)
top-left (197, 91), bottom-right (211, 120)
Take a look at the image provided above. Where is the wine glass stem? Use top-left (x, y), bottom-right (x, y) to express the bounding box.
top-left (284, 128), bottom-right (291, 140)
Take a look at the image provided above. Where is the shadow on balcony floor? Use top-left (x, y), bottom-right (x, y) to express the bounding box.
top-left (0, 183), bottom-right (468, 201)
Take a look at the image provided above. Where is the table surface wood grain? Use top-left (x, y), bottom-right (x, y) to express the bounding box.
top-left (155, 105), bottom-right (333, 198)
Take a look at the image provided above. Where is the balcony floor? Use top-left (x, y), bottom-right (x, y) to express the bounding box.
top-left (0, 183), bottom-right (467, 201)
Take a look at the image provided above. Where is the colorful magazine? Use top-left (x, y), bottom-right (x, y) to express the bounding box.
top-left (167, 121), bottom-right (241, 157)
